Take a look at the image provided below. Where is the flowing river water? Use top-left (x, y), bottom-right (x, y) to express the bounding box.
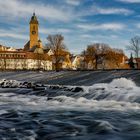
top-left (0, 77), bottom-right (140, 140)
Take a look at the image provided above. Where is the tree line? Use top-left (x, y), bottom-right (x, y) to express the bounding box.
top-left (81, 43), bottom-right (125, 69)
top-left (0, 34), bottom-right (140, 71)
top-left (46, 34), bottom-right (140, 71)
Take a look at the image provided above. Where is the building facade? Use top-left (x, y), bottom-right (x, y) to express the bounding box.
top-left (0, 13), bottom-right (72, 71)
top-left (24, 12), bottom-right (43, 51)
top-left (0, 13), bottom-right (52, 70)
top-left (0, 51), bottom-right (52, 70)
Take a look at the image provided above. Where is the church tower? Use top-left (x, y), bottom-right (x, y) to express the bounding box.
top-left (24, 12), bottom-right (43, 51)
top-left (29, 12), bottom-right (39, 49)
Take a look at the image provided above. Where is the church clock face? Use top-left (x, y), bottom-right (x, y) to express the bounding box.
top-left (32, 31), bottom-right (36, 35)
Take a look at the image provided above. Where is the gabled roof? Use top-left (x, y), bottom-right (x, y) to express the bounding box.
top-left (24, 41), bottom-right (30, 51)
top-left (34, 47), bottom-right (44, 54)
top-left (44, 48), bottom-right (51, 53)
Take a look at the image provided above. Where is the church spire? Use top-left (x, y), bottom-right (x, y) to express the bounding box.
top-left (30, 12), bottom-right (38, 24)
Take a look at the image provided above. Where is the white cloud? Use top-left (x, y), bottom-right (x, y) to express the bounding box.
top-left (0, 0), bottom-right (134, 24)
top-left (80, 34), bottom-right (93, 38)
top-left (0, 33), bottom-right (27, 40)
top-left (65, 0), bottom-right (81, 6)
top-left (76, 5), bottom-right (133, 18)
top-left (0, 0), bottom-right (73, 22)
top-left (117, 0), bottom-right (140, 3)
top-left (77, 23), bottom-right (125, 31)
top-left (0, 29), bottom-right (28, 40)
top-left (92, 6), bottom-right (133, 15)
top-left (40, 28), bottom-right (71, 34)
top-left (136, 23), bottom-right (140, 28)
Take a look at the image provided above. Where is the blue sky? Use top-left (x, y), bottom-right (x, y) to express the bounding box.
top-left (0, 0), bottom-right (140, 55)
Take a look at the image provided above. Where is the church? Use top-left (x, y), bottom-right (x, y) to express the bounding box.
top-left (0, 13), bottom-right (72, 70)
top-left (24, 12), bottom-right (43, 51)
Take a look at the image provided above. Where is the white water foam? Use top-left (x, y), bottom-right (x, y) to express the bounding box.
top-left (43, 78), bottom-right (140, 111)
top-left (0, 78), bottom-right (139, 112)
top-left (110, 78), bottom-right (136, 88)
top-left (80, 78), bottom-right (140, 103)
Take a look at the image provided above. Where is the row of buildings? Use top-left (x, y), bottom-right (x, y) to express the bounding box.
top-left (0, 13), bottom-right (72, 70)
top-left (0, 13), bottom-right (139, 70)
top-left (0, 44), bottom-right (129, 70)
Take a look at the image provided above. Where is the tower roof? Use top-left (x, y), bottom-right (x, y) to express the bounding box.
top-left (30, 12), bottom-right (39, 24)
top-left (38, 39), bottom-right (42, 42)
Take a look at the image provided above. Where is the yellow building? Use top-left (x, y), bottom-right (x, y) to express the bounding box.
top-left (0, 13), bottom-right (52, 70)
top-left (0, 12), bottom-right (73, 71)
top-left (24, 12), bottom-right (42, 51)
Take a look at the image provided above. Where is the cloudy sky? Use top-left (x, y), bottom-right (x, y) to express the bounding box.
top-left (0, 0), bottom-right (140, 55)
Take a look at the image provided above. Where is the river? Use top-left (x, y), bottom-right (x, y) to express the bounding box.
top-left (0, 77), bottom-right (140, 140)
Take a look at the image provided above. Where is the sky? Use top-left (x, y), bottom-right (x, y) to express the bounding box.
top-left (0, 0), bottom-right (140, 55)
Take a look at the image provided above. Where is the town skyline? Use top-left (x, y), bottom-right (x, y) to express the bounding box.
top-left (0, 0), bottom-right (140, 55)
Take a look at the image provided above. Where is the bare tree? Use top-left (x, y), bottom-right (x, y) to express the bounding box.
top-left (85, 43), bottom-right (111, 69)
top-left (127, 36), bottom-right (140, 58)
top-left (47, 34), bottom-right (66, 71)
top-left (105, 48), bottom-right (125, 69)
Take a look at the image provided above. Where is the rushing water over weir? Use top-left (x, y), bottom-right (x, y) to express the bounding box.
top-left (0, 78), bottom-right (140, 140)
